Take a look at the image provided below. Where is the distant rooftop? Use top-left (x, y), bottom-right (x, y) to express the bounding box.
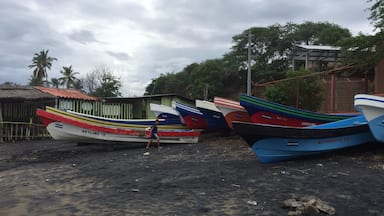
top-left (0, 85), bottom-right (56, 102)
top-left (295, 44), bottom-right (341, 51)
top-left (292, 44), bottom-right (342, 64)
top-left (35, 86), bottom-right (98, 101)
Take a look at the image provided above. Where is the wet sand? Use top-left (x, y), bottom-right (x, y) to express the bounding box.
top-left (0, 134), bottom-right (383, 215)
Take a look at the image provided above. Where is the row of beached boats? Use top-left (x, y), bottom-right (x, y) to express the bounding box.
top-left (36, 93), bottom-right (384, 163)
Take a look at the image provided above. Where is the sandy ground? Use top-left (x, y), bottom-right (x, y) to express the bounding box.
top-left (0, 134), bottom-right (384, 216)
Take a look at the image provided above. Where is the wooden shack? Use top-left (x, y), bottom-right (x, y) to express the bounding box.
top-left (0, 85), bottom-right (56, 142)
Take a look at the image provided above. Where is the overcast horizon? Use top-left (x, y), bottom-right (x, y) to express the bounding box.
top-left (0, 0), bottom-right (375, 96)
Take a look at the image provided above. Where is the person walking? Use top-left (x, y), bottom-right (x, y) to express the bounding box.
top-left (146, 118), bottom-right (160, 150)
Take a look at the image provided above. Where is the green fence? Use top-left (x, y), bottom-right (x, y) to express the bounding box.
top-left (57, 99), bottom-right (132, 119)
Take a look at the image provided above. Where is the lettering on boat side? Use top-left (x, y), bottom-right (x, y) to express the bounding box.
top-left (287, 141), bottom-right (299, 146)
top-left (317, 138), bottom-right (341, 144)
top-left (235, 113), bottom-right (244, 118)
top-left (82, 129), bottom-right (104, 136)
top-left (261, 115), bottom-right (272, 119)
top-left (276, 116), bottom-right (288, 121)
top-left (54, 123), bottom-right (63, 128)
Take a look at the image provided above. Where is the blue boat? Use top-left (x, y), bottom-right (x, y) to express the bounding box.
top-left (173, 101), bottom-right (208, 130)
top-left (150, 103), bottom-right (184, 124)
top-left (354, 94), bottom-right (384, 143)
top-left (232, 115), bottom-right (375, 163)
top-left (195, 100), bottom-right (230, 131)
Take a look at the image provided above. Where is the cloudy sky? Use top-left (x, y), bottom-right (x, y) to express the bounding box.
top-left (0, 0), bottom-right (375, 96)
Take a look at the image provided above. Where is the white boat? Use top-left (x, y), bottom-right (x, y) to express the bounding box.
top-left (36, 107), bottom-right (200, 144)
top-left (48, 106), bottom-right (185, 129)
top-left (354, 94), bottom-right (384, 142)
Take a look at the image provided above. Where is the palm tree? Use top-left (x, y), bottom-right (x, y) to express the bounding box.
top-left (28, 75), bottom-right (47, 86)
top-left (59, 65), bottom-right (80, 89)
top-left (28, 50), bottom-right (57, 85)
top-left (50, 78), bottom-right (61, 88)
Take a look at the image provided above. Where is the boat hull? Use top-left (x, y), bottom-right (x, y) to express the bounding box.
top-left (251, 132), bottom-right (374, 163)
top-left (240, 94), bottom-right (356, 127)
top-left (214, 97), bottom-right (250, 129)
top-left (46, 121), bottom-right (199, 144)
top-left (47, 106), bottom-right (186, 129)
top-left (354, 94), bottom-right (384, 142)
top-left (195, 100), bottom-right (229, 131)
top-left (173, 101), bottom-right (208, 130)
top-left (150, 103), bottom-right (183, 123)
top-left (233, 115), bottom-right (375, 163)
top-left (37, 109), bottom-right (200, 144)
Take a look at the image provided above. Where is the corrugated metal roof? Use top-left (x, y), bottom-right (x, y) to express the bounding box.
top-left (35, 86), bottom-right (98, 101)
top-left (0, 85), bottom-right (56, 101)
top-left (295, 44), bottom-right (341, 51)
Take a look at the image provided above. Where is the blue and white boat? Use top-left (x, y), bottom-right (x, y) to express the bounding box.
top-left (354, 94), bottom-right (384, 143)
top-left (150, 103), bottom-right (184, 124)
top-left (232, 115), bottom-right (375, 163)
top-left (195, 99), bottom-right (230, 131)
top-left (173, 101), bottom-right (208, 130)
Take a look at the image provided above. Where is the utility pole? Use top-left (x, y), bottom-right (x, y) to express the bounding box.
top-left (247, 29), bottom-right (252, 95)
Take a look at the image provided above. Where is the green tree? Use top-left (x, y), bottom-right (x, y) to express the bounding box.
top-left (59, 66), bottom-right (79, 89)
top-left (263, 69), bottom-right (323, 111)
top-left (337, 34), bottom-right (377, 68)
top-left (86, 67), bottom-right (121, 97)
top-left (144, 59), bottom-right (234, 100)
top-left (28, 50), bottom-right (57, 85)
top-left (229, 25), bottom-right (291, 85)
top-left (289, 21), bottom-right (351, 45)
top-left (50, 78), bottom-right (61, 88)
top-left (368, 0), bottom-right (384, 32)
top-left (227, 22), bottom-right (351, 87)
top-left (336, 1), bottom-right (380, 73)
top-left (94, 72), bottom-right (121, 97)
top-left (28, 75), bottom-right (47, 86)
top-left (144, 21), bottom-right (353, 100)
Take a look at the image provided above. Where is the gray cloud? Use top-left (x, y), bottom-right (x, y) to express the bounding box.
top-left (68, 30), bottom-right (99, 44)
top-left (0, 0), bottom-right (374, 95)
top-left (105, 51), bottom-right (131, 61)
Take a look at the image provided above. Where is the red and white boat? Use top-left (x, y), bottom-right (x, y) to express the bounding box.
top-left (213, 97), bottom-right (250, 128)
top-left (173, 101), bottom-right (208, 130)
top-left (36, 107), bottom-right (200, 144)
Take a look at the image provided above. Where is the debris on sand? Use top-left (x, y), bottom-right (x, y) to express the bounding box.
top-left (282, 195), bottom-right (335, 215)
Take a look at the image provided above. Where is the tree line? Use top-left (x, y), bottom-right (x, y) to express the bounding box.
top-left (144, 1), bottom-right (384, 111)
top-left (144, 21), bottom-right (354, 110)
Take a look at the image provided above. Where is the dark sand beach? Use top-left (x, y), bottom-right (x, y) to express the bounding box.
top-left (0, 134), bottom-right (383, 215)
